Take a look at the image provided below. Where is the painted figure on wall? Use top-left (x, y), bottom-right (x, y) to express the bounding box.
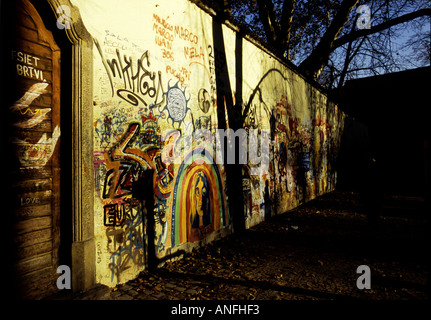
top-left (188, 170), bottom-right (212, 241)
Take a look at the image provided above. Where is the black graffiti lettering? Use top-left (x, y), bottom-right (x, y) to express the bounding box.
top-left (122, 54), bottom-right (134, 90)
top-left (106, 52), bottom-right (120, 79)
top-left (117, 89), bottom-right (146, 106)
top-left (104, 203), bottom-right (126, 227)
top-left (198, 88), bottom-right (211, 113)
top-left (103, 198), bottom-right (143, 227)
top-left (95, 39), bottom-right (165, 107)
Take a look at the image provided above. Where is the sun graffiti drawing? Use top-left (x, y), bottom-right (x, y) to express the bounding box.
top-left (162, 81), bottom-right (190, 129)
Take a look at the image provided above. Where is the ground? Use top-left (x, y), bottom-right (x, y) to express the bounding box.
top-left (49, 190), bottom-right (429, 301)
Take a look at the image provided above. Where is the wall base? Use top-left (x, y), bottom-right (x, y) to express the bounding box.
top-left (72, 239), bottom-right (96, 293)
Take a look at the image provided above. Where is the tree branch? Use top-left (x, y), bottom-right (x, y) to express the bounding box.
top-left (256, 0), bottom-right (281, 47)
top-left (333, 8), bottom-right (431, 50)
top-left (280, 0), bottom-right (296, 58)
top-left (298, 0), bottom-right (359, 79)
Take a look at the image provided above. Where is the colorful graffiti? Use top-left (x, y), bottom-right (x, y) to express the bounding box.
top-left (11, 82), bottom-right (61, 167)
top-left (105, 198), bottom-right (145, 282)
top-left (188, 171), bottom-right (212, 238)
top-left (94, 80), bottom-right (227, 281)
top-left (90, 2), bottom-right (344, 286)
top-left (169, 147), bottom-right (228, 246)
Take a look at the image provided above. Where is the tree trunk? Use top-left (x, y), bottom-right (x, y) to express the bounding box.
top-left (213, 15), bottom-right (246, 233)
top-left (298, 0), bottom-right (359, 80)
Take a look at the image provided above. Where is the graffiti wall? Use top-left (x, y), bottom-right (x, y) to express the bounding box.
top-left (71, 0), bottom-right (344, 286)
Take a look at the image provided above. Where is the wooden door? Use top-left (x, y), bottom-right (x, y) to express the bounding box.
top-left (8, 0), bottom-right (61, 299)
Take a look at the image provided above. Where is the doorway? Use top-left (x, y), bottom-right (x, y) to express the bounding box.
top-left (3, 0), bottom-right (64, 299)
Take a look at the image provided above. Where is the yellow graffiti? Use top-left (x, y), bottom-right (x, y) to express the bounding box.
top-left (19, 107), bottom-right (41, 115)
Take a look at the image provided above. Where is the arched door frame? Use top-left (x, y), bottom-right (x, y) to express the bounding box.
top-left (44, 0), bottom-right (95, 292)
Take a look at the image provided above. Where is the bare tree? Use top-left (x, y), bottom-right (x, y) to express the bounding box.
top-left (220, 0), bottom-right (430, 87)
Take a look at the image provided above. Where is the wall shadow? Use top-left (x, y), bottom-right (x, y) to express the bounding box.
top-left (212, 14), bottom-right (245, 233)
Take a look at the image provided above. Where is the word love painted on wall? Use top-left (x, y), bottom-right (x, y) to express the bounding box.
top-left (11, 50), bottom-right (45, 81)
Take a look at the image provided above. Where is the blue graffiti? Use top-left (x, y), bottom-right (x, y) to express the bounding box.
top-left (106, 199), bottom-right (146, 282)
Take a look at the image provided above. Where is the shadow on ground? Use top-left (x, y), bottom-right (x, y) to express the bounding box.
top-left (48, 190), bottom-right (430, 300)
top-left (146, 190), bottom-right (430, 300)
